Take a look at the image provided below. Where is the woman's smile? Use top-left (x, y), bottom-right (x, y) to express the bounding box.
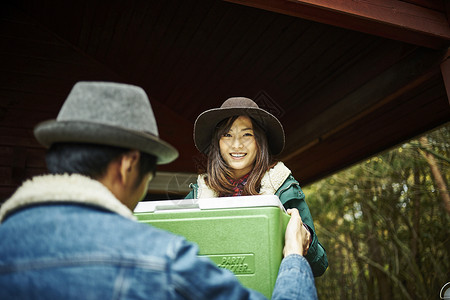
top-left (230, 152), bottom-right (247, 158)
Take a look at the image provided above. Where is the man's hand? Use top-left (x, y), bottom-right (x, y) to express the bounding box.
top-left (283, 208), bottom-right (309, 257)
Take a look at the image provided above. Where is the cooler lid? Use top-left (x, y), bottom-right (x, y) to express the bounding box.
top-left (134, 195), bottom-right (286, 213)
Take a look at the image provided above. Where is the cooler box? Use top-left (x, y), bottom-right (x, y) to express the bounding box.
top-left (134, 195), bottom-right (290, 298)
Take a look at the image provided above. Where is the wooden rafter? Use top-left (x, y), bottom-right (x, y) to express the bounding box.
top-left (226, 0), bottom-right (450, 49)
top-left (282, 48), bottom-right (448, 161)
top-left (440, 50), bottom-right (450, 105)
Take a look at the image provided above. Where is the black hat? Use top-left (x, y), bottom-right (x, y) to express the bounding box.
top-left (194, 97), bottom-right (285, 155)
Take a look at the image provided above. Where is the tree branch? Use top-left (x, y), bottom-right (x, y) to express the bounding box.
top-left (316, 224), bottom-right (413, 300)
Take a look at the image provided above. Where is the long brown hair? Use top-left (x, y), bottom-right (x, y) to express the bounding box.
top-left (204, 115), bottom-right (272, 195)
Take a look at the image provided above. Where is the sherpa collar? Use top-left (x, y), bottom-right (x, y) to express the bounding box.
top-left (0, 174), bottom-right (136, 222)
top-left (196, 161), bottom-right (291, 198)
top-left (259, 161), bottom-right (292, 195)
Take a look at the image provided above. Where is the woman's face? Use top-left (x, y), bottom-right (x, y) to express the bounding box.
top-left (219, 116), bottom-right (257, 179)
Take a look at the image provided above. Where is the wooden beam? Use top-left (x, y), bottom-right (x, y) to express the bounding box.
top-left (282, 48), bottom-right (447, 161)
top-left (446, 1), bottom-right (450, 28)
top-left (225, 0), bottom-right (450, 49)
top-left (401, 0), bottom-right (444, 11)
top-left (11, 147), bottom-right (26, 184)
top-left (440, 51), bottom-right (450, 105)
top-left (288, 79), bottom-right (450, 185)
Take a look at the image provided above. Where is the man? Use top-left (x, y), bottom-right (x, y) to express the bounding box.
top-left (0, 81), bottom-right (317, 299)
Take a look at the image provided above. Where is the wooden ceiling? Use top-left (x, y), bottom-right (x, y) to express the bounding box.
top-left (1, 0), bottom-right (450, 200)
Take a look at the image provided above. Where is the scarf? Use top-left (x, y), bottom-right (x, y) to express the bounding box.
top-left (219, 173), bottom-right (250, 197)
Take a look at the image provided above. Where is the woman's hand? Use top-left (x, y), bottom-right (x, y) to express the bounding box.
top-left (283, 208), bottom-right (309, 257)
top-left (301, 223), bottom-right (311, 255)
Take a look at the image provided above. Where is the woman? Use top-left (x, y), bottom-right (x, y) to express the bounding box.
top-left (186, 97), bottom-right (328, 277)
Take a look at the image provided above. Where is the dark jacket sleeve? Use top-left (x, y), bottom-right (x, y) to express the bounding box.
top-left (276, 175), bottom-right (328, 277)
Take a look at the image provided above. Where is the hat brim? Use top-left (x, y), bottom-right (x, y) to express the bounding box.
top-left (34, 120), bottom-right (178, 165)
top-left (194, 107), bottom-right (285, 155)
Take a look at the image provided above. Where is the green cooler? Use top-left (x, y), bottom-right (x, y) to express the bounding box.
top-left (134, 195), bottom-right (290, 298)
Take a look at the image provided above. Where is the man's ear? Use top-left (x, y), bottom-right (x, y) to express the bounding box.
top-left (119, 150), bottom-right (140, 185)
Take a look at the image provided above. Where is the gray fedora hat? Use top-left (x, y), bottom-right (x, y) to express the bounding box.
top-left (34, 81), bottom-right (178, 164)
top-left (194, 97), bottom-right (285, 155)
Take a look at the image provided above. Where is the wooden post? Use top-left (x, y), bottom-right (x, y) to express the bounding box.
top-left (440, 52), bottom-right (450, 105)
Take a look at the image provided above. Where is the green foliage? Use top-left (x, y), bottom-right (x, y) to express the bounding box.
top-left (305, 123), bottom-right (450, 300)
